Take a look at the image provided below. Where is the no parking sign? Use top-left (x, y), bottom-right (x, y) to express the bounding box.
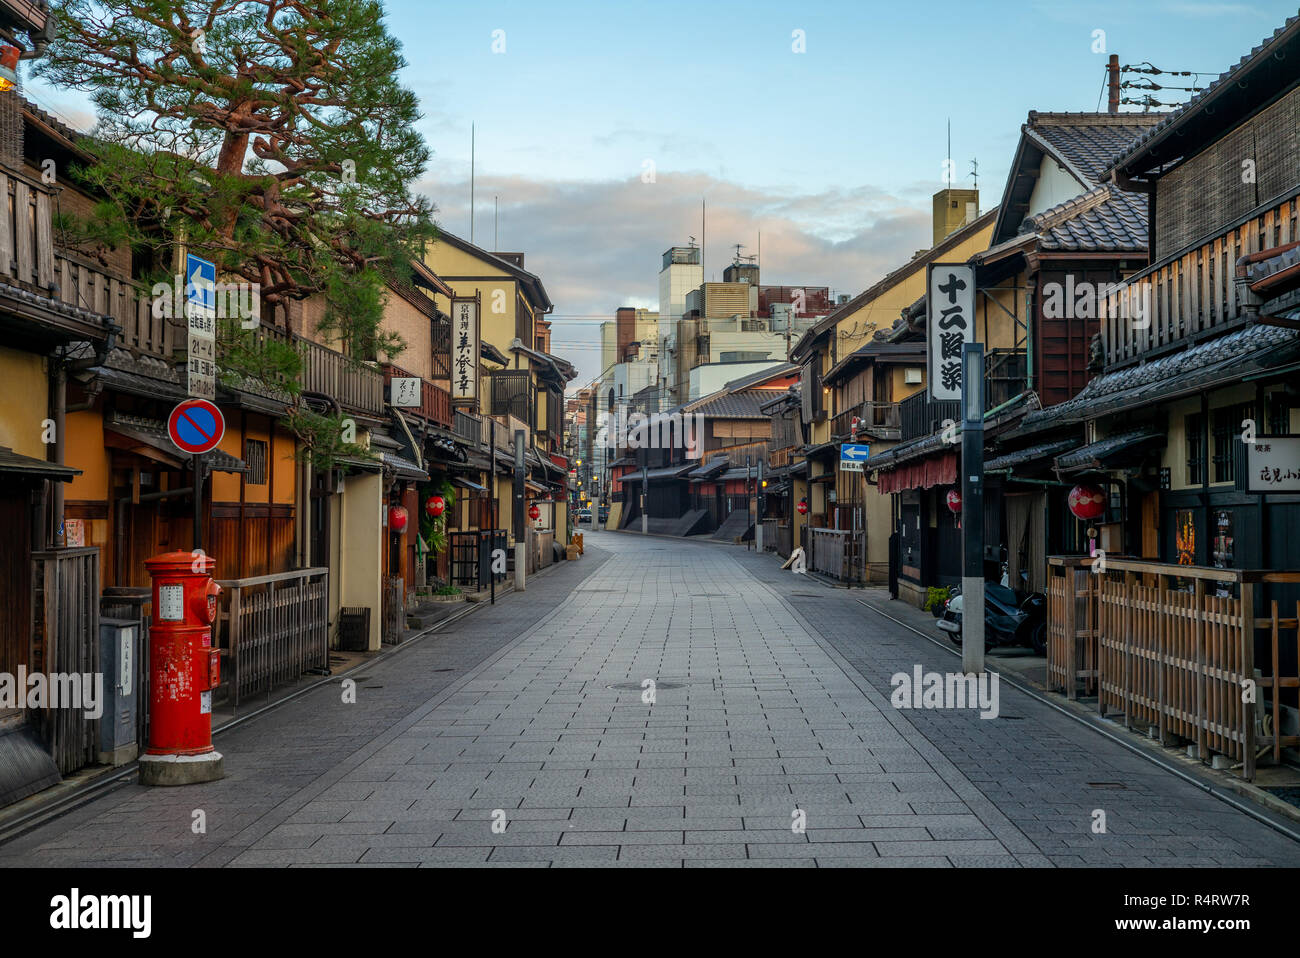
top-left (167, 399), bottom-right (225, 455)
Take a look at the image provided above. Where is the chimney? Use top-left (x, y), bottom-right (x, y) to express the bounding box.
top-left (932, 187), bottom-right (980, 247)
top-left (1107, 54), bottom-right (1120, 114)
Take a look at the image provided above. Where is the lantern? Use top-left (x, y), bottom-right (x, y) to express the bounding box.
top-left (1068, 484), bottom-right (1106, 521)
top-left (528, 503), bottom-right (541, 521)
top-left (388, 505), bottom-right (409, 533)
top-left (945, 489), bottom-right (962, 514)
top-left (425, 495), bottom-right (446, 518)
top-left (797, 499), bottom-right (809, 516)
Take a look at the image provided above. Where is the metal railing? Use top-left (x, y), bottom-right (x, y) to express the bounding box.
top-left (831, 401), bottom-right (900, 438)
top-left (450, 530), bottom-right (508, 591)
top-left (217, 568), bottom-right (329, 707)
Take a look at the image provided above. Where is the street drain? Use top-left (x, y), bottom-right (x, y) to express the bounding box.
top-left (999, 715), bottom-right (1024, 720)
top-left (1087, 782), bottom-right (1127, 789)
top-left (606, 680), bottom-right (685, 691)
top-left (432, 668), bottom-right (455, 673)
top-left (790, 593), bottom-right (822, 598)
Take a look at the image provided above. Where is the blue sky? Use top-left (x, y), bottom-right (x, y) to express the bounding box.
top-left (24, 0), bottom-right (1300, 385)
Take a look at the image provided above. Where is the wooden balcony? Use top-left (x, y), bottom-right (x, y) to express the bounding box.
top-left (245, 325), bottom-right (385, 415)
top-left (380, 362), bottom-right (453, 428)
top-left (899, 391), bottom-right (960, 442)
top-left (1101, 196), bottom-right (1294, 369)
top-left (830, 401), bottom-right (900, 439)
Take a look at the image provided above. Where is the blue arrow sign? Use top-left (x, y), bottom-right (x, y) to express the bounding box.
top-left (840, 443), bottom-right (871, 462)
top-left (185, 253), bottom-right (217, 313)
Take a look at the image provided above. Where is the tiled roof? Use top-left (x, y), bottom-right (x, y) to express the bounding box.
top-left (1054, 428), bottom-right (1164, 473)
top-left (1021, 323), bottom-right (1300, 430)
top-left (684, 389), bottom-right (773, 420)
top-left (985, 437), bottom-right (1080, 472)
top-left (1026, 184), bottom-right (1148, 253)
top-left (1027, 113), bottom-right (1161, 185)
top-left (1107, 16), bottom-right (1300, 174)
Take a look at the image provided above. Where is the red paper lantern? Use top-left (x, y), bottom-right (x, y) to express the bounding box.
top-left (528, 503), bottom-right (541, 521)
top-left (1068, 484), bottom-right (1106, 521)
top-left (425, 495), bottom-right (446, 518)
top-left (796, 499), bottom-right (809, 515)
top-left (946, 489), bottom-right (962, 514)
top-left (388, 505), bottom-right (409, 533)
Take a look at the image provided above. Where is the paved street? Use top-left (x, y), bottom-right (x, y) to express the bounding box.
top-left (3, 531), bottom-right (1298, 868)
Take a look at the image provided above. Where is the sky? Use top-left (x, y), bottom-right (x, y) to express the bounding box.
top-left (22, 0), bottom-right (1300, 389)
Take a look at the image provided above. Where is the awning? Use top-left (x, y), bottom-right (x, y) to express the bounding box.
top-left (1054, 429), bottom-right (1165, 475)
top-left (381, 451), bottom-right (428, 481)
top-left (688, 455), bottom-right (729, 479)
top-left (104, 420), bottom-right (247, 473)
top-left (452, 476), bottom-right (486, 492)
top-left (985, 437), bottom-right (1081, 472)
top-left (525, 479), bottom-right (546, 493)
top-left (617, 463), bottom-right (695, 482)
top-left (877, 451), bottom-right (958, 495)
top-left (0, 446), bottom-right (80, 482)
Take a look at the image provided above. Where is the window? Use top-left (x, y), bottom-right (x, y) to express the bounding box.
top-left (1185, 414), bottom-right (1205, 485)
top-left (1268, 394), bottom-right (1291, 435)
top-left (1211, 403), bottom-right (1251, 483)
top-left (244, 439), bottom-right (268, 485)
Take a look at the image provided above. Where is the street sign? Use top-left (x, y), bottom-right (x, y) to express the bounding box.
top-left (840, 442), bottom-right (870, 473)
top-left (185, 253), bottom-right (217, 400)
top-left (167, 398), bottom-right (226, 455)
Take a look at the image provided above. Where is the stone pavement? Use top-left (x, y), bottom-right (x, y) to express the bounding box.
top-left (2, 530), bottom-right (1297, 867)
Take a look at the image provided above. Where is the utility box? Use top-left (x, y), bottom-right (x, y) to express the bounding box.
top-left (98, 617), bottom-right (140, 766)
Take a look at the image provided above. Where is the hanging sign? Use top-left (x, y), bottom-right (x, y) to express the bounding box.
top-left (451, 296), bottom-right (480, 405)
top-left (927, 263), bottom-right (975, 402)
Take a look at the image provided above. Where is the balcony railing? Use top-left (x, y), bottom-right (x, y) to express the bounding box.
top-left (830, 401), bottom-right (900, 438)
top-left (899, 392), bottom-right (960, 442)
top-left (381, 362), bottom-right (453, 428)
top-left (454, 408), bottom-right (482, 448)
top-left (243, 325), bottom-right (384, 414)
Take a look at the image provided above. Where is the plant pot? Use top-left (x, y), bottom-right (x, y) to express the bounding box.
top-left (430, 592), bottom-right (463, 603)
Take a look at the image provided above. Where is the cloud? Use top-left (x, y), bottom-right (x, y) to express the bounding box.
top-left (417, 170), bottom-right (933, 386)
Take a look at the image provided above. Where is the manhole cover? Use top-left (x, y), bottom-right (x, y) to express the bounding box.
top-left (606, 680), bottom-right (685, 691)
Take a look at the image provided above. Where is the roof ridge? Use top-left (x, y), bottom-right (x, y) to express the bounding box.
top-left (1023, 183), bottom-right (1115, 233)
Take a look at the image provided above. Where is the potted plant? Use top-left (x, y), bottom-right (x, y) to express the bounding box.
top-left (924, 586), bottom-right (952, 617)
top-left (430, 584), bottom-right (463, 603)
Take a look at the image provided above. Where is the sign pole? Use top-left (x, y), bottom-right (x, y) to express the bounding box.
top-left (514, 429), bottom-right (526, 592)
top-left (490, 418), bottom-right (496, 605)
top-left (641, 463), bottom-right (648, 536)
top-left (961, 342), bottom-right (985, 674)
top-left (193, 454), bottom-right (203, 551)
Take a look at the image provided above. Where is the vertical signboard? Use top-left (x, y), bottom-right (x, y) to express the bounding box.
top-left (185, 252), bottom-right (217, 400)
top-left (926, 263), bottom-right (976, 403)
top-left (451, 295), bottom-right (480, 406)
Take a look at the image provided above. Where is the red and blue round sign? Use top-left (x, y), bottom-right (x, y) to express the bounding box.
top-left (167, 399), bottom-right (225, 455)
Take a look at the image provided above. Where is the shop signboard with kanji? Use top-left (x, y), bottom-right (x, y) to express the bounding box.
top-left (450, 296), bottom-right (480, 405)
top-left (1246, 437), bottom-right (1300, 493)
top-left (926, 263), bottom-right (975, 403)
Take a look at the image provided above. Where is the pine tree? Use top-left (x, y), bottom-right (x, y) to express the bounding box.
top-left (37, 0), bottom-right (437, 463)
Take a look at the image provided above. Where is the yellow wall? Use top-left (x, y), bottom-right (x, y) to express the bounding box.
top-left (0, 346), bottom-right (48, 459)
top-left (65, 410), bottom-right (110, 501)
top-left (338, 470), bottom-right (383, 650)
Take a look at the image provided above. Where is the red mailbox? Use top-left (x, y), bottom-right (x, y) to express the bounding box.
top-left (138, 551), bottom-right (226, 785)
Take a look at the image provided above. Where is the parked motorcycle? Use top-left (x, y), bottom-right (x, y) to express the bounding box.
top-left (935, 569), bottom-right (1047, 654)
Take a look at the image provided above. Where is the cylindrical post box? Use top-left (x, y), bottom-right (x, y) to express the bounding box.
top-left (138, 551), bottom-right (225, 786)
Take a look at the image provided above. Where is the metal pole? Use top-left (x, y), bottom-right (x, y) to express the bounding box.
top-left (193, 454), bottom-right (203, 550)
top-left (755, 461), bottom-right (764, 552)
top-left (747, 462), bottom-right (754, 550)
top-left (641, 462), bottom-right (648, 535)
top-left (514, 429), bottom-right (525, 591)
top-left (490, 418), bottom-right (496, 605)
top-left (961, 342), bottom-right (985, 673)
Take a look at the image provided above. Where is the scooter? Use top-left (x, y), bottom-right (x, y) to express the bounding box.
top-left (935, 564), bottom-right (1048, 654)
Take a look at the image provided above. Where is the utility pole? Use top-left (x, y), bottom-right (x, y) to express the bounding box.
top-left (490, 418), bottom-right (496, 605)
top-left (755, 460), bottom-right (764, 552)
top-left (961, 343), bottom-right (985, 674)
top-left (513, 429), bottom-right (525, 591)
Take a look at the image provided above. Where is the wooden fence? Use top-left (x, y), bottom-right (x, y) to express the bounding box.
top-left (762, 519), bottom-right (778, 553)
top-left (32, 549), bottom-right (100, 775)
top-left (382, 576), bottom-right (404, 645)
top-left (1046, 556), bottom-right (1099, 699)
top-left (808, 528), bottom-right (860, 583)
top-left (1092, 558), bottom-right (1300, 780)
top-left (217, 568), bottom-right (329, 707)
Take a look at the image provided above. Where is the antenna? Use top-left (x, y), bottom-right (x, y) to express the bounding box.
top-left (970, 158), bottom-right (979, 191)
top-left (494, 194), bottom-right (498, 251)
top-left (946, 118), bottom-right (951, 184)
top-left (475, 121), bottom-right (480, 246)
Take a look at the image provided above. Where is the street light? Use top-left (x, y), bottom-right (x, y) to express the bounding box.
top-left (960, 342), bottom-right (985, 674)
